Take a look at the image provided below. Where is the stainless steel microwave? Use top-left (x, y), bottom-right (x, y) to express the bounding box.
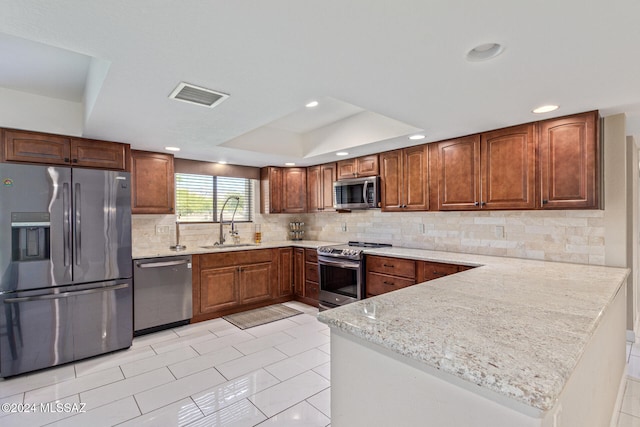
top-left (333, 176), bottom-right (380, 210)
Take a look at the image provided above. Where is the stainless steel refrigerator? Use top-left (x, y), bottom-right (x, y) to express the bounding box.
top-left (0, 163), bottom-right (133, 377)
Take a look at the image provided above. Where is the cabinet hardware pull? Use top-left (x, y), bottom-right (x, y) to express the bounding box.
top-left (542, 199), bottom-right (549, 204)
top-left (474, 202), bottom-right (479, 206)
top-left (72, 158), bottom-right (78, 163)
top-left (64, 157), bottom-right (70, 162)
top-left (481, 201), bottom-right (486, 206)
top-left (383, 264), bottom-right (394, 268)
top-left (383, 281), bottom-right (394, 285)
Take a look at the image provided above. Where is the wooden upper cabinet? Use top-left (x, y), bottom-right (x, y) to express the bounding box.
top-left (381, 145), bottom-right (429, 212)
top-left (337, 154), bottom-right (379, 179)
top-left (131, 150), bottom-right (175, 214)
top-left (261, 166), bottom-right (307, 213)
top-left (436, 124), bottom-right (535, 210)
top-left (481, 124), bottom-right (536, 209)
top-left (308, 162), bottom-right (337, 212)
top-left (3, 129), bottom-right (71, 165)
top-left (437, 135), bottom-right (481, 210)
top-left (71, 138), bottom-right (128, 170)
top-left (261, 167), bottom-right (283, 213)
top-left (3, 129), bottom-right (128, 170)
top-left (538, 111), bottom-right (598, 209)
top-left (282, 167), bottom-right (307, 213)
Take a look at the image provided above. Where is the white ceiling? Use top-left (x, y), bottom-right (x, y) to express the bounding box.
top-left (0, 1), bottom-right (640, 167)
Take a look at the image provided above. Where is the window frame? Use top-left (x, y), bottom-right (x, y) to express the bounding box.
top-left (174, 173), bottom-right (254, 223)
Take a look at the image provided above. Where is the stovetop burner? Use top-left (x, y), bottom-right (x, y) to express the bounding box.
top-left (317, 241), bottom-right (392, 260)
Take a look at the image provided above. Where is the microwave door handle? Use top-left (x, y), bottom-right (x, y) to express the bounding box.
top-left (362, 180), bottom-right (369, 204)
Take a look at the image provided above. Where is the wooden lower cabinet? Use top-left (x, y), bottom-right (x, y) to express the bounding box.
top-left (292, 248), bottom-right (319, 306)
top-left (240, 262), bottom-right (273, 304)
top-left (192, 249), bottom-right (279, 322)
top-left (199, 266), bottom-right (239, 313)
top-left (366, 255), bottom-right (475, 297)
top-left (278, 248), bottom-right (294, 296)
top-left (293, 248), bottom-right (305, 296)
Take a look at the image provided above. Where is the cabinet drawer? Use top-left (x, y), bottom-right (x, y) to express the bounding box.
top-left (305, 262), bottom-right (319, 282)
top-left (366, 272), bottom-right (415, 297)
top-left (420, 261), bottom-right (459, 282)
top-left (366, 255), bottom-right (416, 279)
top-left (305, 249), bottom-right (318, 263)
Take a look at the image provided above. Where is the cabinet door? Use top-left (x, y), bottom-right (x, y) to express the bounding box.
top-left (539, 111), bottom-right (598, 209)
top-left (337, 159), bottom-right (357, 179)
top-left (200, 266), bottom-right (239, 313)
top-left (71, 139), bottom-right (128, 170)
top-left (282, 167), bottom-right (307, 213)
top-left (356, 154), bottom-right (379, 177)
top-left (481, 124), bottom-right (536, 209)
top-left (240, 262), bottom-right (273, 304)
top-left (3, 129), bottom-right (71, 165)
top-left (278, 248), bottom-right (293, 296)
top-left (403, 145), bottom-right (429, 211)
top-left (437, 135), bottom-right (481, 210)
top-left (131, 150), bottom-right (175, 214)
top-left (307, 165), bottom-right (321, 212)
top-left (380, 150), bottom-right (403, 211)
top-left (294, 248), bottom-right (305, 296)
top-left (260, 167), bottom-right (282, 214)
top-left (320, 163), bottom-right (337, 211)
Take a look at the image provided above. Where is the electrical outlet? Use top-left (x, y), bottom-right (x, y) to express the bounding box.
top-left (341, 222), bottom-right (347, 232)
top-left (155, 225), bottom-right (170, 234)
top-left (420, 223), bottom-right (426, 234)
top-left (494, 226), bottom-right (505, 239)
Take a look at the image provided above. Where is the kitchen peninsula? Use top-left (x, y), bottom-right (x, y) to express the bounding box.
top-left (318, 248), bottom-right (629, 427)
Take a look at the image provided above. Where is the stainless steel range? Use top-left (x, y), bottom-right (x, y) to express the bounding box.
top-left (317, 241), bottom-right (391, 311)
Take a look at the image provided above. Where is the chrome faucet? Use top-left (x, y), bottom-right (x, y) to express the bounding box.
top-left (216, 196), bottom-right (240, 245)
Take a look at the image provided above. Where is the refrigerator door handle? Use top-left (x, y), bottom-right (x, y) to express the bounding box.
top-left (4, 283), bottom-right (129, 303)
top-left (74, 182), bottom-right (81, 266)
top-left (63, 182), bottom-right (71, 267)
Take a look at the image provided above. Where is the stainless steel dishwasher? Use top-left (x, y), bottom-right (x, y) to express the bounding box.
top-left (133, 255), bottom-right (193, 335)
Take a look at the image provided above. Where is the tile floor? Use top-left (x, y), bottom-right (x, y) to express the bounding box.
top-left (0, 301), bottom-right (331, 427)
top-left (2, 300), bottom-right (640, 426)
top-left (619, 340), bottom-right (640, 426)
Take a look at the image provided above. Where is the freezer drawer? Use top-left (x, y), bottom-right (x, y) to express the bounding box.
top-left (0, 279), bottom-right (132, 377)
top-left (134, 256), bottom-right (192, 333)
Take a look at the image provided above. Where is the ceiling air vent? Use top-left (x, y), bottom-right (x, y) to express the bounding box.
top-left (169, 82), bottom-right (229, 108)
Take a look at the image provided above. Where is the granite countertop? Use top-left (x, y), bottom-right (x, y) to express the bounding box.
top-left (317, 247), bottom-right (629, 413)
top-left (132, 240), bottom-right (338, 259)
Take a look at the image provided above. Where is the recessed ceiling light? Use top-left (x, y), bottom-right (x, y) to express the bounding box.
top-left (532, 105), bottom-right (559, 114)
top-left (218, 161), bottom-right (227, 165)
top-left (285, 162), bottom-right (296, 166)
top-left (336, 152), bottom-right (349, 156)
top-left (165, 146), bottom-right (181, 152)
top-left (305, 100), bottom-right (319, 108)
top-left (409, 134), bottom-right (425, 140)
top-left (466, 43), bottom-right (504, 62)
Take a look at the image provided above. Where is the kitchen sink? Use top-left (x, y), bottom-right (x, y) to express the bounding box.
top-left (200, 243), bottom-right (258, 249)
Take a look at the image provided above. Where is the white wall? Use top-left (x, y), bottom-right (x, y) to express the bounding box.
top-left (0, 87), bottom-right (83, 135)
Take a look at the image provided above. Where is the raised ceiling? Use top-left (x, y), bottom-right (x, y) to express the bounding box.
top-left (0, 1), bottom-right (639, 167)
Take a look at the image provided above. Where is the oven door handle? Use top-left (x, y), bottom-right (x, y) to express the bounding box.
top-left (318, 258), bottom-right (360, 269)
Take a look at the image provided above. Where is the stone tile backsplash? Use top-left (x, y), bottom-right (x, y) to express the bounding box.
top-left (132, 209), bottom-right (605, 265)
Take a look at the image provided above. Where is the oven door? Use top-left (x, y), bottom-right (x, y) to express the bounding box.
top-left (318, 257), bottom-right (362, 306)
